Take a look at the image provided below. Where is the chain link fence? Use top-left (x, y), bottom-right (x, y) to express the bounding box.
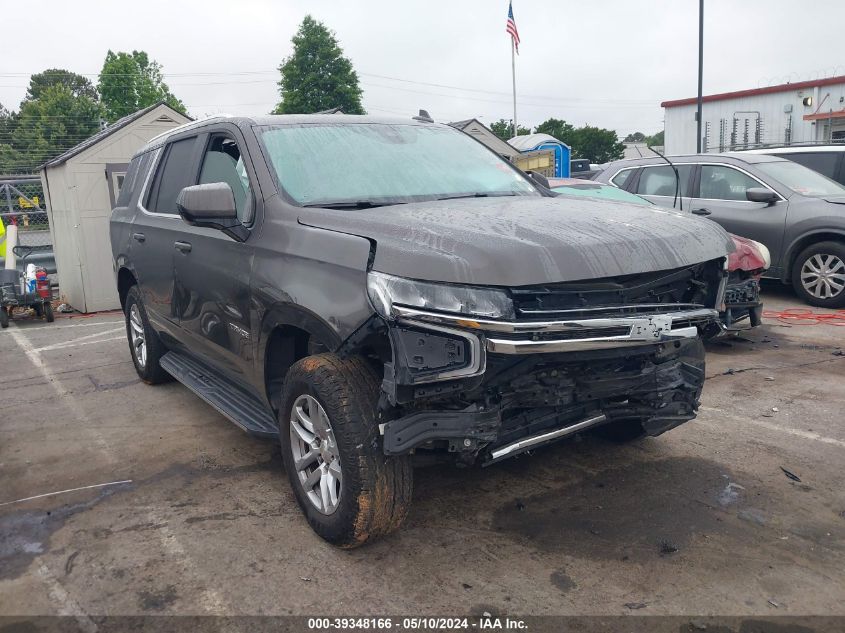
top-left (1, 176), bottom-right (56, 273)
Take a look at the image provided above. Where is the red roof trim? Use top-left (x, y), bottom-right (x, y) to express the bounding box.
top-left (803, 108), bottom-right (845, 121)
top-left (661, 75), bottom-right (845, 108)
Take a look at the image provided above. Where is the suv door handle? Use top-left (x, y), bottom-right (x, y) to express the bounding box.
top-left (132, 232), bottom-right (146, 243)
top-left (174, 241), bottom-right (192, 253)
top-left (691, 208), bottom-right (711, 216)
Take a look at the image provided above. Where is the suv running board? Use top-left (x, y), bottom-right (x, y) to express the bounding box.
top-left (160, 351), bottom-right (279, 439)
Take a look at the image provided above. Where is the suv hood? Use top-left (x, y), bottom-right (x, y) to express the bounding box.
top-left (298, 196), bottom-right (733, 286)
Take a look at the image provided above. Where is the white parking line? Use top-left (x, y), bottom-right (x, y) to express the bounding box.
top-left (700, 405), bottom-right (845, 449)
top-left (0, 319), bottom-right (123, 333)
top-left (33, 327), bottom-right (124, 353)
top-left (37, 563), bottom-right (97, 632)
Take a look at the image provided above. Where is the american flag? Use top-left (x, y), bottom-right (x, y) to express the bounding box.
top-left (506, 1), bottom-right (520, 54)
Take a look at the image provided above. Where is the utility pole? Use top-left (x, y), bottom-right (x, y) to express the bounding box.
top-left (696, 0), bottom-right (704, 153)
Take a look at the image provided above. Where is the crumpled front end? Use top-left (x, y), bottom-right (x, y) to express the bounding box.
top-left (722, 235), bottom-right (770, 330)
top-left (360, 257), bottom-right (726, 465)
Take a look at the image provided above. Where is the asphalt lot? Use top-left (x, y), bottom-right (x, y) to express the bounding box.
top-left (1, 281), bottom-right (844, 619)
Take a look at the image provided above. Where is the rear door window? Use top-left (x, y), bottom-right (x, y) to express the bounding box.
top-left (777, 152), bottom-right (840, 180)
top-left (636, 165), bottom-right (692, 197)
top-left (147, 137), bottom-right (197, 214)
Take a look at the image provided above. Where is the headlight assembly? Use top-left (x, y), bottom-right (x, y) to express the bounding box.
top-left (367, 271), bottom-right (515, 320)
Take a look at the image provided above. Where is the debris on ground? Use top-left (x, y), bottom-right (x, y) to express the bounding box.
top-left (57, 303), bottom-right (74, 313)
top-left (765, 376), bottom-right (774, 381)
top-left (772, 407), bottom-right (779, 412)
top-left (624, 602), bottom-right (648, 610)
top-left (658, 540), bottom-right (679, 555)
top-left (768, 599), bottom-right (780, 608)
top-left (300, 577), bottom-right (311, 582)
top-left (515, 500), bottom-right (525, 511)
top-left (780, 467), bottom-right (801, 482)
top-left (833, 349), bottom-right (845, 357)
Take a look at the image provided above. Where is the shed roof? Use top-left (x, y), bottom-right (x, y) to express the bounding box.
top-left (42, 101), bottom-right (191, 169)
top-left (507, 133), bottom-right (569, 151)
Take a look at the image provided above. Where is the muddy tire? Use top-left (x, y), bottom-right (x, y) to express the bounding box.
top-left (791, 241), bottom-right (845, 308)
top-left (280, 353), bottom-right (413, 548)
top-left (0, 308), bottom-right (8, 329)
top-left (43, 302), bottom-right (54, 323)
top-left (124, 285), bottom-right (171, 384)
top-left (594, 418), bottom-right (647, 443)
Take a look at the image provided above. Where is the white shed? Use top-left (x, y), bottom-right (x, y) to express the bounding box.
top-left (39, 102), bottom-right (191, 313)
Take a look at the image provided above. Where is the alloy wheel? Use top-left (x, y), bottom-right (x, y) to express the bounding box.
top-left (289, 394), bottom-right (342, 515)
top-left (800, 253), bottom-right (845, 300)
top-left (129, 303), bottom-right (147, 368)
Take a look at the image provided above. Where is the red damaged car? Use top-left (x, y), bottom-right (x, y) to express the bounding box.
top-left (549, 178), bottom-right (770, 332)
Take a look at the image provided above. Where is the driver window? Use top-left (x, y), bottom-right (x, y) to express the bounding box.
top-left (198, 135), bottom-right (252, 222)
top-left (699, 165), bottom-right (760, 201)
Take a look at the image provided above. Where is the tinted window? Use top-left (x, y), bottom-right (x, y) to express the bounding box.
top-left (778, 152), bottom-right (839, 180)
top-left (699, 165), bottom-right (760, 201)
top-left (115, 156), bottom-right (141, 207)
top-left (148, 137), bottom-right (197, 214)
top-left (198, 135), bottom-right (252, 222)
top-left (636, 165), bottom-right (692, 197)
top-left (610, 169), bottom-right (634, 189)
top-left (757, 160), bottom-right (845, 197)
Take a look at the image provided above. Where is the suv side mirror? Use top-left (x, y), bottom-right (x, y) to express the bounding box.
top-left (177, 183), bottom-right (247, 240)
top-left (527, 171), bottom-right (550, 190)
top-left (746, 187), bottom-right (778, 205)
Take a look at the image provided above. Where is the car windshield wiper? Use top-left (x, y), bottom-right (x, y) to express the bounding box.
top-left (434, 192), bottom-right (518, 202)
top-left (302, 200), bottom-right (406, 209)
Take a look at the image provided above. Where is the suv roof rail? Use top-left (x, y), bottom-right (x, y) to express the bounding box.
top-left (147, 113), bottom-right (234, 145)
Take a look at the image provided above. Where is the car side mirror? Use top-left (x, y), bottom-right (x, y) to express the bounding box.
top-left (746, 187), bottom-right (777, 205)
top-left (527, 171), bottom-right (550, 190)
top-left (176, 183), bottom-right (247, 241)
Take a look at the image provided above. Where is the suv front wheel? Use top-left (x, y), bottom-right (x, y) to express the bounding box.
top-left (280, 353), bottom-right (412, 548)
top-left (792, 241), bottom-right (845, 308)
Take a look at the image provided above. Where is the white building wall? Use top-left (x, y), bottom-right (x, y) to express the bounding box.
top-left (664, 80), bottom-right (845, 155)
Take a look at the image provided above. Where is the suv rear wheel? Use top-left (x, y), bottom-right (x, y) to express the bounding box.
top-left (792, 241), bottom-right (845, 308)
top-left (280, 353), bottom-right (412, 548)
top-left (124, 285), bottom-right (172, 384)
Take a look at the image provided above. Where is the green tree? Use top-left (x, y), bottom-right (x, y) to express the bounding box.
top-left (535, 118), bottom-right (624, 163)
top-left (571, 125), bottom-right (625, 163)
top-left (623, 131), bottom-right (646, 143)
top-left (273, 16), bottom-right (364, 114)
top-left (535, 118), bottom-right (577, 147)
top-left (645, 130), bottom-right (665, 147)
top-left (98, 50), bottom-right (186, 122)
top-left (26, 69), bottom-right (97, 102)
top-left (0, 85), bottom-right (103, 174)
top-left (490, 118), bottom-right (530, 140)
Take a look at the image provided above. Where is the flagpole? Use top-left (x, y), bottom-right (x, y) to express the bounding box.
top-left (511, 38), bottom-right (517, 137)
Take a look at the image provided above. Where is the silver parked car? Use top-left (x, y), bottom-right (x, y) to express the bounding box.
top-left (595, 153), bottom-right (845, 307)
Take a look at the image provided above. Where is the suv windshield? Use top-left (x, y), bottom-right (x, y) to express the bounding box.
top-left (259, 123), bottom-right (539, 206)
top-left (757, 160), bottom-right (845, 197)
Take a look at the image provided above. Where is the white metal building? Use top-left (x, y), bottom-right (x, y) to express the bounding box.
top-left (662, 75), bottom-right (845, 155)
top-left (39, 102), bottom-right (190, 312)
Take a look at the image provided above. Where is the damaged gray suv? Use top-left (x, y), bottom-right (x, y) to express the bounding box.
top-left (111, 114), bottom-right (732, 547)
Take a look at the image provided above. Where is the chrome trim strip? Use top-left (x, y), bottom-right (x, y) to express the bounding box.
top-left (490, 414), bottom-right (607, 459)
top-left (486, 326), bottom-right (700, 354)
top-left (517, 302), bottom-right (702, 316)
top-left (393, 305), bottom-right (718, 334)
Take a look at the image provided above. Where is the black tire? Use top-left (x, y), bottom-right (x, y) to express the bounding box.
top-left (43, 302), bottom-right (54, 323)
top-left (124, 285), bottom-right (171, 384)
top-left (593, 418), bottom-right (647, 443)
top-left (279, 353), bottom-right (413, 548)
top-left (791, 241), bottom-right (845, 308)
top-left (0, 308), bottom-right (8, 329)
